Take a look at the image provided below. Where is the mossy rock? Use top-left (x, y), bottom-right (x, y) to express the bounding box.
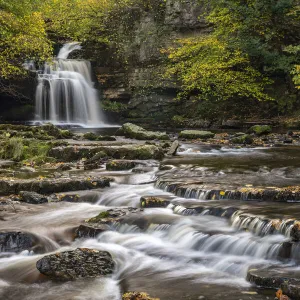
top-left (249, 125), bottom-right (272, 135)
top-left (88, 211), bottom-right (111, 223)
top-left (231, 134), bottom-right (253, 145)
top-left (106, 160), bottom-right (136, 171)
top-left (97, 135), bottom-right (116, 141)
top-left (83, 132), bottom-right (98, 141)
top-left (120, 123), bottom-right (169, 140)
top-left (122, 292), bottom-right (159, 300)
top-left (178, 130), bottom-right (215, 139)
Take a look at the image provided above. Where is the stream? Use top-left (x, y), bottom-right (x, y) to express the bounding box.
top-left (1, 143), bottom-right (300, 299)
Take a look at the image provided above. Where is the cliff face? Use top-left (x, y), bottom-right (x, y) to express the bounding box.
top-left (95, 0), bottom-right (209, 126)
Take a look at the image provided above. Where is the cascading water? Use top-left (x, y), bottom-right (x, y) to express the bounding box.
top-left (34, 43), bottom-right (106, 126)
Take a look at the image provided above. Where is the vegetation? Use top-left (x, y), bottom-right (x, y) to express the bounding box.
top-left (0, 0), bottom-right (300, 119)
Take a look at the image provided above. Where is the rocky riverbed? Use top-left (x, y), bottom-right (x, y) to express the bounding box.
top-left (1, 123), bottom-right (300, 299)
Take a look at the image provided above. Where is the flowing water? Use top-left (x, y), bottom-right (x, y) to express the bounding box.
top-left (2, 144), bottom-right (300, 299)
top-left (33, 43), bottom-right (106, 127)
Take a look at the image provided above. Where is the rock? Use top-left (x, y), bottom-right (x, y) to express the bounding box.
top-left (140, 196), bottom-right (170, 208)
top-left (19, 191), bottom-right (48, 204)
top-left (247, 266), bottom-right (300, 289)
top-left (167, 140), bottom-right (179, 156)
top-left (178, 130), bottom-right (215, 140)
top-left (97, 136), bottom-right (117, 141)
top-left (106, 160), bottom-right (137, 171)
top-left (0, 231), bottom-right (35, 252)
top-left (83, 132), bottom-right (98, 141)
top-left (231, 134), bottom-right (253, 145)
top-left (118, 123), bottom-right (169, 140)
top-left (75, 224), bottom-right (110, 238)
top-left (50, 144), bottom-right (164, 161)
top-left (290, 222), bottom-right (300, 241)
top-left (249, 125), bottom-right (272, 135)
top-left (56, 163), bottom-right (73, 171)
top-left (84, 151), bottom-right (107, 170)
top-left (36, 248), bottom-right (115, 281)
top-left (87, 208), bottom-right (148, 230)
top-left (159, 164), bottom-right (174, 171)
top-left (0, 177), bottom-right (111, 196)
top-left (19, 166), bottom-right (36, 173)
top-left (122, 292), bottom-right (159, 300)
top-left (281, 282), bottom-right (300, 300)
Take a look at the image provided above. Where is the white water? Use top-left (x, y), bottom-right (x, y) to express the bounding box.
top-left (34, 43), bottom-right (106, 127)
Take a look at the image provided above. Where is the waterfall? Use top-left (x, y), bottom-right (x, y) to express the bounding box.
top-left (34, 43), bottom-right (106, 126)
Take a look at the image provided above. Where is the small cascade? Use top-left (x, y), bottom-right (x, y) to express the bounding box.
top-left (34, 43), bottom-right (106, 126)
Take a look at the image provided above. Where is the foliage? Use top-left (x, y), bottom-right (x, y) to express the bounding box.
top-left (0, 0), bottom-right (52, 79)
top-left (165, 37), bottom-right (272, 102)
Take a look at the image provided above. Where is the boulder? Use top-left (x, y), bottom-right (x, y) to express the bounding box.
top-left (106, 160), bottom-right (137, 171)
top-left (249, 125), bottom-right (272, 135)
top-left (75, 224), bottom-right (110, 238)
top-left (178, 130), bottom-right (215, 139)
top-left (36, 248), bottom-right (115, 281)
top-left (231, 134), bottom-right (253, 145)
top-left (140, 196), bottom-right (170, 208)
top-left (118, 123), bottom-right (169, 140)
top-left (166, 140), bottom-right (179, 156)
top-left (19, 191), bottom-right (48, 204)
top-left (0, 231), bottom-right (35, 252)
top-left (83, 132), bottom-right (98, 141)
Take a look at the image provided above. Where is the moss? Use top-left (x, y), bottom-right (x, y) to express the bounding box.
top-left (88, 211), bottom-right (110, 223)
top-left (249, 125), bottom-right (272, 135)
top-left (179, 130), bottom-right (215, 140)
top-left (83, 132), bottom-right (98, 141)
top-left (1, 137), bottom-right (24, 161)
top-left (231, 134), bottom-right (253, 145)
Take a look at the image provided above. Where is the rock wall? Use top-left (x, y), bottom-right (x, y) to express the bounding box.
top-left (95, 0), bottom-right (210, 127)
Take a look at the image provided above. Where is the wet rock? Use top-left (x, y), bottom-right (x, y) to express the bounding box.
top-left (106, 160), bottom-right (137, 171)
top-left (178, 130), bottom-right (215, 140)
top-left (0, 231), bottom-right (34, 252)
top-left (53, 191), bottom-right (100, 203)
top-left (19, 191), bottom-right (48, 204)
top-left (247, 266), bottom-right (300, 289)
top-left (140, 196), bottom-right (170, 208)
top-left (0, 176), bottom-right (111, 195)
top-left (159, 164), bottom-right (174, 171)
top-left (36, 248), bottom-right (115, 281)
top-left (50, 144), bottom-right (164, 161)
top-left (117, 123), bottom-right (169, 140)
top-left (87, 208), bottom-right (148, 230)
top-left (56, 163), bottom-right (73, 171)
top-left (84, 151), bottom-right (107, 170)
top-left (19, 166), bottom-right (36, 173)
top-left (167, 140), bottom-right (179, 156)
top-left (83, 132), bottom-right (98, 141)
top-left (231, 134), bottom-right (253, 145)
top-left (122, 292), bottom-right (159, 300)
top-left (249, 125), bottom-right (272, 135)
top-left (75, 224), bottom-right (111, 238)
top-left (290, 222), bottom-right (300, 242)
top-left (97, 135), bottom-right (116, 141)
top-left (281, 282), bottom-right (300, 300)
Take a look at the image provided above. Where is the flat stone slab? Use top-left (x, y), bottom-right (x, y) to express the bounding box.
top-left (36, 248), bottom-right (115, 281)
top-left (0, 176), bottom-right (111, 195)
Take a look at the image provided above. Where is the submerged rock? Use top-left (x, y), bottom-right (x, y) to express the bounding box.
top-left (106, 160), bottom-right (137, 171)
top-left (36, 248), bottom-right (115, 281)
top-left (178, 130), bottom-right (215, 140)
top-left (19, 191), bottom-right (48, 204)
top-left (117, 123), bottom-right (169, 140)
top-left (249, 125), bottom-right (272, 135)
top-left (0, 231), bottom-right (35, 252)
